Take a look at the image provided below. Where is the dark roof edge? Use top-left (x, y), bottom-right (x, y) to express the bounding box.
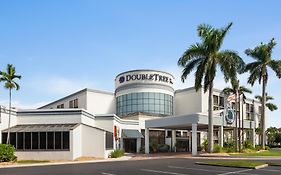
top-left (38, 88), bottom-right (114, 109)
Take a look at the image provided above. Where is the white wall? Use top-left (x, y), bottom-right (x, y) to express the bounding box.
top-left (86, 91), bottom-right (116, 115)
top-left (81, 124), bottom-right (106, 158)
top-left (40, 90), bottom-right (87, 110)
top-left (16, 151), bottom-right (73, 161)
top-left (17, 113), bottom-right (81, 125)
top-left (175, 88), bottom-right (202, 115)
top-left (72, 125), bottom-right (82, 159)
top-left (0, 108), bottom-right (17, 144)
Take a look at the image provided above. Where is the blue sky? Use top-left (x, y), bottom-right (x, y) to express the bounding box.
top-left (0, 0), bottom-right (280, 127)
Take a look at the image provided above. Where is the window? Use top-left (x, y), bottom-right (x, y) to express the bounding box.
top-left (246, 103), bottom-right (254, 120)
top-left (57, 104), bottom-right (64, 109)
top-left (17, 132), bottom-right (24, 149)
top-left (116, 92), bottom-right (173, 116)
top-left (47, 132), bottom-right (54, 149)
top-left (55, 132), bottom-right (62, 149)
top-left (106, 132), bottom-right (114, 150)
top-left (2, 131), bottom-right (70, 151)
top-left (32, 132), bottom-right (39, 149)
top-left (69, 99), bottom-right (78, 108)
top-left (25, 132), bottom-right (31, 149)
top-left (62, 132), bottom-right (70, 149)
top-left (213, 95), bottom-right (224, 111)
top-left (40, 132), bottom-right (46, 149)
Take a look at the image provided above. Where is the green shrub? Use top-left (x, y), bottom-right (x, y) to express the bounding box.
top-left (202, 139), bottom-right (208, 152)
top-left (149, 140), bottom-right (158, 152)
top-left (139, 146), bottom-right (145, 153)
top-left (243, 140), bottom-right (253, 149)
top-left (158, 144), bottom-right (170, 152)
top-left (255, 145), bottom-right (262, 151)
top-left (0, 144), bottom-right (16, 162)
top-left (110, 149), bottom-right (124, 158)
top-left (241, 148), bottom-right (256, 153)
top-left (213, 144), bottom-right (224, 153)
top-left (265, 146), bottom-right (270, 150)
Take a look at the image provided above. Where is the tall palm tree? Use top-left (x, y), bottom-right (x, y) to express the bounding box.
top-left (223, 79), bottom-right (252, 151)
top-left (178, 22), bottom-right (244, 152)
top-left (0, 64), bottom-right (21, 144)
top-left (244, 38), bottom-right (281, 149)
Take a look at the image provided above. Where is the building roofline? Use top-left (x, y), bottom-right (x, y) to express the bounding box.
top-left (174, 86), bottom-right (261, 104)
top-left (115, 69), bottom-right (175, 79)
top-left (38, 88), bottom-right (114, 109)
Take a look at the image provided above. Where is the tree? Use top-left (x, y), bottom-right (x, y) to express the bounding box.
top-left (266, 127), bottom-right (278, 145)
top-left (244, 38), bottom-right (281, 149)
top-left (178, 22), bottom-right (244, 152)
top-left (223, 79), bottom-right (252, 151)
top-left (255, 93), bottom-right (278, 112)
top-left (0, 64), bottom-right (21, 144)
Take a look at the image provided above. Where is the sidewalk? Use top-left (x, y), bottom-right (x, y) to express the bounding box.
top-left (0, 156), bottom-right (132, 169)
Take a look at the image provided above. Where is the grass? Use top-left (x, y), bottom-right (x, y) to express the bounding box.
top-left (231, 150), bottom-right (281, 157)
top-left (197, 161), bottom-right (266, 168)
top-left (17, 160), bottom-right (50, 164)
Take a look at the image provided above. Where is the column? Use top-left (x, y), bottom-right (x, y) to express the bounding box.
top-left (252, 128), bottom-right (256, 148)
top-left (192, 123), bottom-right (197, 156)
top-left (145, 128), bottom-right (149, 154)
top-left (136, 138), bottom-right (141, 153)
top-left (219, 126), bottom-right (224, 147)
top-left (172, 130), bottom-right (176, 152)
top-left (188, 131), bottom-right (192, 152)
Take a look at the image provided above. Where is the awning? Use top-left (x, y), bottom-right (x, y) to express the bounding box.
top-left (122, 129), bottom-right (144, 139)
top-left (2, 123), bottom-right (79, 133)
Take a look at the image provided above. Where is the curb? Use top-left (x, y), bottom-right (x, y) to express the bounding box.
top-left (195, 162), bottom-right (268, 169)
top-left (0, 156), bottom-right (132, 169)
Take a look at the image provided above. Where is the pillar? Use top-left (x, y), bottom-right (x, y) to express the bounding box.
top-left (136, 138), bottom-right (141, 153)
top-left (188, 131), bottom-right (192, 152)
top-left (219, 126), bottom-right (224, 147)
top-left (252, 128), bottom-right (256, 148)
top-left (192, 123), bottom-right (198, 156)
top-left (145, 128), bottom-right (149, 154)
top-left (172, 130), bottom-right (176, 152)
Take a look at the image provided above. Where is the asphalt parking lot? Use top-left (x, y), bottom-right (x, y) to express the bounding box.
top-left (0, 158), bottom-right (280, 175)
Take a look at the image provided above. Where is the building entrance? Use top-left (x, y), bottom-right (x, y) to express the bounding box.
top-left (123, 138), bottom-right (137, 153)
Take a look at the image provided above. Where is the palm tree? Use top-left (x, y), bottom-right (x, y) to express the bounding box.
top-left (255, 93), bottom-right (278, 112)
top-left (244, 38), bottom-right (281, 149)
top-left (178, 22), bottom-right (244, 152)
top-left (223, 79), bottom-right (252, 151)
top-left (0, 64), bottom-right (21, 144)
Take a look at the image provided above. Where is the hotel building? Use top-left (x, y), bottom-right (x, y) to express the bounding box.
top-left (0, 69), bottom-right (261, 160)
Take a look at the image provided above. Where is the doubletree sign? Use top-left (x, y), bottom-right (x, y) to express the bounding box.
top-left (119, 73), bottom-right (173, 85)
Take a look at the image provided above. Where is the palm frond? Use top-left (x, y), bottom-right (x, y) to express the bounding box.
top-left (269, 60), bottom-right (281, 78)
top-left (266, 103), bottom-right (278, 111)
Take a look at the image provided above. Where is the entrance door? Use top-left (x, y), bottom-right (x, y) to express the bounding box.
top-left (123, 138), bottom-right (137, 153)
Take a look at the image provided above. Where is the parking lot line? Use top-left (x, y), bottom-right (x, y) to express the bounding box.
top-left (217, 169), bottom-right (253, 175)
top-left (256, 168), bottom-right (281, 173)
top-left (101, 172), bottom-right (116, 175)
top-left (168, 165), bottom-right (226, 173)
top-left (140, 169), bottom-right (189, 175)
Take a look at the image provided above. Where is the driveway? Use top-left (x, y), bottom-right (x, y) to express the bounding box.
top-left (0, 158), bottom-right (280, 175)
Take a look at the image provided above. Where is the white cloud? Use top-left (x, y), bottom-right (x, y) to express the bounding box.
top-left (0, 100), bottom-right (48, 109)
top-left (25, 76), bottom-right (98, 96)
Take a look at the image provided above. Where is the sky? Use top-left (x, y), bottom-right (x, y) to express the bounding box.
top-left (0, 0), bottom-right (280, 127)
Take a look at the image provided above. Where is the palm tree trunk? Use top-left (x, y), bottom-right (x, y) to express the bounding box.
top-left (208, 82), bottom-right (214, 153)
top-left (6, 88), bottom-right (11, 145)
top-left (261, 77), bottom-right (266, 149)
top-left (235, 89), bottom-right (239, 152)
top-left (241, 98), bottom-right (243, 148)
top-left (238, 94), bottom-right (241, 151)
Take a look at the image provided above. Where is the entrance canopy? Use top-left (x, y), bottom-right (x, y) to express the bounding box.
top-left (145, 113), bottom-right (255, 130)
top-left (122, 129), bottom-right (144, 139)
